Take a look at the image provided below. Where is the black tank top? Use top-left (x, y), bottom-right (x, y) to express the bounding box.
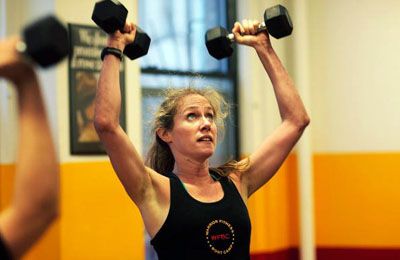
top-left (151, 172), bottom-right (251, 260)
top-left (0, 233), bottom-right (12, 260)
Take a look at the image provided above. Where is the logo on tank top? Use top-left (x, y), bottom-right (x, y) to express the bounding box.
top-left (205, 219), bottom-right (235, 254)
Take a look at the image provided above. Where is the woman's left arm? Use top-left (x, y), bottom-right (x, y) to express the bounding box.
top-left (233, 20), bottom-right (310, 197)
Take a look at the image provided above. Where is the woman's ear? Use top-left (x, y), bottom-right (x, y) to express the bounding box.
top-left (156, 128), bottom-right (172, 143)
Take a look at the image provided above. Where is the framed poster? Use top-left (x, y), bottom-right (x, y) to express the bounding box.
top-left (68, 23), bottom-right (126, 154)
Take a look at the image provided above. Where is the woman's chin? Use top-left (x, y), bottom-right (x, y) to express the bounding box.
top-left (193, 148), bottom-right (214, 160)
top-left (202, 150), bottom-right (215, 159)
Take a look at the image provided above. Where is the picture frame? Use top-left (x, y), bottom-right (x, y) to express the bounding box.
top-left (68, 23), bottom-right (126, 154)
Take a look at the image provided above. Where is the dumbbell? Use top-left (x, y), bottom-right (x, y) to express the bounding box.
top-left (17, 15), bottom-right (69, 67)
top-left (91, 0), bottom-right (151, 60)
top-left (205, 5), bottom-right (293, 60)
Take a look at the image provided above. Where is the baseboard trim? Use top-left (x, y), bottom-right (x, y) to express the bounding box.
top-left (251, 247), bottom-right (400, 260)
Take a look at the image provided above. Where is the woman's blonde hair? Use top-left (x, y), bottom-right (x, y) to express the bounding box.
top-left (145, 86), bottom-right (249, 178)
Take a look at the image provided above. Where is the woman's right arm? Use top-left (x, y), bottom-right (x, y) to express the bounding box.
top-left (94, 23), bottom-right (168, 207)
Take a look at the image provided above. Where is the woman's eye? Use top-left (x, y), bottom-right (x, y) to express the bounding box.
top-left (206, 113), bottom-right (214, 121)
top-left (187, 113), bottom-right (196, 120)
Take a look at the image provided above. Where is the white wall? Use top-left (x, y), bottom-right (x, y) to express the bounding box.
top-left (55, 0), bottom-right (142, 162)
top-left (0, 0), bottom-right (11, 164)
top-left (1, 0), bottom-right (57, 163)
top-left (237, 0), bottom-right (290, 155)
top-left (0, 0), bottom-right (142, 163)
top-left (238, 0), bottom-right (400, 154)
top-left (309, 0), bottom-right (400, 152)
top-left (2, 0), bottom-right (399, 164)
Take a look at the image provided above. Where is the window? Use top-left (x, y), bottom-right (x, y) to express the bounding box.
top-left (139, 0), bottom-right (238, 163)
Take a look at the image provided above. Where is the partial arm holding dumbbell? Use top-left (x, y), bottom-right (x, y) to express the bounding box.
top-left (0, 17), bottom-right (61, 259)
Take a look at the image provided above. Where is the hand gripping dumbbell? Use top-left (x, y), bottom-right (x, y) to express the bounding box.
top-left (205, 5), bottom-right (293, 60)
top-left (91, 0), bottom-right (151, 60)
top-left (17, 15), bottom-right (69, 67)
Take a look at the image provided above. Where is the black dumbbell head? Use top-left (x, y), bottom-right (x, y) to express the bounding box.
top-left (123, 26), bottom-right (151, 60)
top-left (23, 15), bottom-right (69, 67)
top-left (92, 0), bottom-right (128, 33)
top-left (264, 5), bottom-right (293, 39)
top-left (205, 26), bottom-right (233, 60)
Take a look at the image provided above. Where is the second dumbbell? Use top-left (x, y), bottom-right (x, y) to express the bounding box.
top-left (92, 0), bottom-right (151, 60)
top-left (19, 15), bottom-right (69, 67)
top-left (205, 5), bottom-right (293, 60)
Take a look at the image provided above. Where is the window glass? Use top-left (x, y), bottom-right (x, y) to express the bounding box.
top-left (139, 0), bottom-right (229, 72)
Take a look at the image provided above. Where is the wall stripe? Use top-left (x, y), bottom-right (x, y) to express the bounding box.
top-left (317, 247), bottom-right (400, 260)
top-left (251, 247), bottom-right (400, 260)
top-left (251, 247), bottom-right (298, 260)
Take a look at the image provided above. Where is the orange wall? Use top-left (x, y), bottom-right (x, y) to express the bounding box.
top-left (314, 153), bottom-right (400, 248)
top-left (0, 165), bottom-right (15, 210)
top-left (0, 164), bottom-right (59, 260)
top-left (2, 152), bottom-right (400, 259)
top-left (60, 162), bottom-right (144, 260)
top-left (248, 154), bottom-right (299, 253)
top-left (3, 158), bottom-right (300, 258)
top-left (248, 152), bottom-right (400, 255)
top-left (0, 162), bottom-right (145, 260)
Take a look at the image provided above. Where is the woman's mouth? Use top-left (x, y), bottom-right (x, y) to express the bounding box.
top-left (197, 135), bottom-right (213, 142)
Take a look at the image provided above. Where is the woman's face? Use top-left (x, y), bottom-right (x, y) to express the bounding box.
top-left (165, 94), bottom-right (218, 162)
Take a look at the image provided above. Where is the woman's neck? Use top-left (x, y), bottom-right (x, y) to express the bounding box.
top-left (173, 157), bottom-right (212, 184)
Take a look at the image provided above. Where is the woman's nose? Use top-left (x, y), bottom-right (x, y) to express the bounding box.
top-left (200, 116), bottom-right (212, 130)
